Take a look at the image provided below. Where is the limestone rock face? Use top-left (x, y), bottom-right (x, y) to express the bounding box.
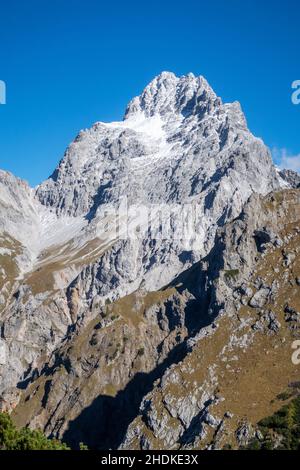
top-left (279, 169), bottom-right (300, 188)
top-left (120, 189), bottom-right (300, 450)
top-left (37, 72), bottom-right (279, 217)
top-left (0, 72), bottom-right (299, 449)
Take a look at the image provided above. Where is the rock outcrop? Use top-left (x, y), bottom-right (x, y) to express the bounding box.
top-left (120, 189), bottom-right (300, 450)
top-left (0, 72), bottom-right (299, 449)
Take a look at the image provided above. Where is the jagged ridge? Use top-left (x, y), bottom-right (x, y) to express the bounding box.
top-left (0, 72), bottom-right (299, 450)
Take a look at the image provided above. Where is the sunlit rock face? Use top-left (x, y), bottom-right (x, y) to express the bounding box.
top-left (0, 72), bottom-right (292, 447)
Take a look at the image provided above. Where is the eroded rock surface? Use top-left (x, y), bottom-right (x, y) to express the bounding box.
top-left (0, 72), bottom-right (299, 449)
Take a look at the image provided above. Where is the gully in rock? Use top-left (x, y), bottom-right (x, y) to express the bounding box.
top-left (0, 71), bottom-right (299, 453)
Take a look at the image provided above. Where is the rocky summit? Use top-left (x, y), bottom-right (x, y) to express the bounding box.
top-left (0, 72), bottom-right (299, 449)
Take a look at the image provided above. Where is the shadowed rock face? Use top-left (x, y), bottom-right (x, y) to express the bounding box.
top-left (9, 188), bottom-right (300, 451)
top-left (119, 189), bottom-right (300, 450)
top-left (0, 72), bottom-right (298, 449)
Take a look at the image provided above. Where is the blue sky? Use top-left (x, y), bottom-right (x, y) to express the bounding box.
top-left (0, 0), bottom-right (299, 186)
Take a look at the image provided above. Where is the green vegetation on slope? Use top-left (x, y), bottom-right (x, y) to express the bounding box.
top-left (0, 412), bottom-right (69, 450)
top-left (247, 395), bottom-right (300, 450)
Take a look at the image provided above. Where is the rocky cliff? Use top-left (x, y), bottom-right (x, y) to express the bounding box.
top-left (0, 72), bottom-right (298, 449)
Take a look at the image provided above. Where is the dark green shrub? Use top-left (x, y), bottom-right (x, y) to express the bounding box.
top-left (246, 395), bottom-right (300, 450)
top-left (224, 269), bottom-right (239, 279)
top-left (0, 412), bottom-right (69, 450)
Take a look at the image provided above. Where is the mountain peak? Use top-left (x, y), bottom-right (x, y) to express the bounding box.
top-left (124, 71), bottom-right (220, 120)
top-left (34, 70), bottom-right (279, 219)
top-left (0, 70), bottom-right (291, 449)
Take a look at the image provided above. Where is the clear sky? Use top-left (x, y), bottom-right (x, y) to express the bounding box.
top-left (0, 0), bottom-right (299, 186)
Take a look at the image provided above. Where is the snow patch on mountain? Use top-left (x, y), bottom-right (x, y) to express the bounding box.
top-left (0, 71), bottom-right (296, 411)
